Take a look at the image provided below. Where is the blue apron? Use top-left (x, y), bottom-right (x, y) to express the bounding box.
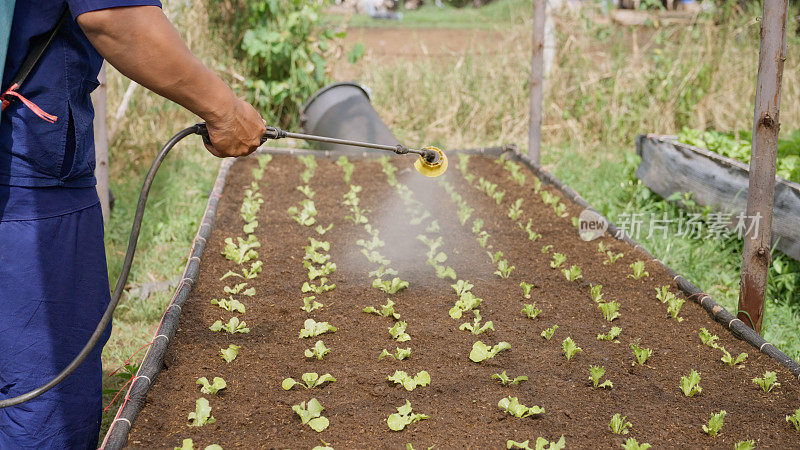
top-left (1, 1), bottom-right (160, 448)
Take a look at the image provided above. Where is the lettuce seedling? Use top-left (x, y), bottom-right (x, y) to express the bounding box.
top-left (752, 371), bottom-right (780, 392)
top-left (621, 438), bottom-right (651, 450)
top-left (304, 250), bottom-right (330, 266)
top-left (452, 280), bottom-right (474, 296)
top-left (223, 283), bottom-right (255, 296)
top-left (680, 369), bottom-right (702, 397)
top-left (242, 219), bottom-right (258, 235)
top-left (506, 436), bottom-right (565, 450)
top-left (314, 223), bottom-right (333, 235)
top-left (698, 328), bottom-right (720, 348)
top-left (597, 326), bottom-right (622, 342)
top-left (553, 202), bottom-right (567, 217)
top-left (562, 337), bottom-right (582, 361)
top-left (590, 285), bottom-right (603, 303)
top-left (363, 299), bottom-right (400, 319)
top-left (787, 407), bottom-right (800, 430)
top-left (296, 184), bottom-right (315, 199)
top-left (301, 296), bottom-right (323, 313)
top-left (363, 251), bottom-right (392, 268)
top-left (498, 396), bottom-right (544, 418)
top-left (174, 438), bottom-right (223, 450)
top-left (734, 441), bottom-right (755, 450)
top-left (188, 397), bottom-right (215, 426)
top-left (357, 235), bottom-right (385, 251)
top-left (508, 198), bottom-right (524, 220)
top-left (304, 261), bottom-right (337, 280)
top-left (666, 296), bottom-right (685, 322)
top-left (518, 219), bottom-right (542, 241)
top-left (312, 440), bottom-right (335, 450)
top-left (472, 218), bottom-right (484, 234)
top-left (220, 344), bottom-right (240, 363)
top-left (492, 371), bottom-right (528, 386)
top-left (196, 377), bottom-right (227, 395)
top-left (476, 231), bottom-right (490, 248)
top-left (702, 410), bottom-right (726, 437)
top-left (341, 185), bottom-right (362, 207)
top-left (562, 265), bottom-right (582, 282)
top-left (588, 366), bottom-right (613, 389)
top-left (283, 373), bottom-right (336, 390)
top-left (209, 317), bottom-right (250, 334)
top-left (495, 259), bottom-right (515, 279)
top-left (522, 303), bottom-right (541, 320)
top-left (211, 297), bottom-right (246, 314)
top-left (654, 286), bottom-right (674, 303)
top-left (488, 250), bottom-right (504, 264)
top-left (379, 347), bottom-right (411, 360)
top-left (305, 340), bottom-right (330, 360)
top-left (426, 220), bottom-right (440, 233)
top-left (435, 265), bottom-right (457, 280)
top-left (470, 341), bottom-right (511, 362)
top-left (598, 301), bottom-right (620, 322)
top-left (541, 325), bottom-right (558, 340)
top-left (460, 310), bottom-right (494, 334)
top-left (302, 278), bottom-right (336, 295)
top-left (550, 253), bottom-right (566, 269)
top-left (608, 413), bottom-right (631, 434)
top-left (389, 321), bottom-right (411, 342)
top-left (603, 251), bottom-right (623, 265)
top-left (492, 191), bottom-right (506, 204)
top-left (597, 242), bottom-right (608, 254)
top-left (220, 260), bottom-right (263, 280)
top-left (628, 261), bottom-right (649, 279)
top-left (336, 155), bottom-right (354, 184)
top-left (520, 281), bottom-right (534, 299)
top-left (222, 235), bottom-right (260, 264)
top-left (387, 370), bottom-right (430, 391)
top-left (630, 341), bottom-right (651, 366)
top-left (373, 277), bottom-right (409, 295)
top-left (299, 319), bottom-right (337, 339)
top-left (541, 244), bottom-right (553, 253)
top-left (387, 400), bottom-right (429, 431)
top-left (369, 265), bottom-right (398, 278)
top-left (540, 191), bottom-right (558, 205)
top-left (287, 199), bottom-right (317, 226)
top-left (292, 398), bottom-right (329, 432)
top-left (720, 349), bottom-right (748, 367)
top-left (457, 204), bottom-right (474, 226)
top-left (449, 291), bottom-right (482, 319)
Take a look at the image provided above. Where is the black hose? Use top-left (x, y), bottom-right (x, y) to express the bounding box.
top-left (0, 124), bottom-right (203, 410)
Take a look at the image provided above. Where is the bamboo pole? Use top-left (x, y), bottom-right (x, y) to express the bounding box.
top-left (737, 0), bottom-right (789, 333)
top-left (528, 0), bottom-right (545, 164)
top-left (93, 63), bottom-right (110, 223)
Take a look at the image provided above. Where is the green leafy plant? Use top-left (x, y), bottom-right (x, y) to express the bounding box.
top-left (597, 326), bottom-right (622, 342)
top-left (680, 369), bottom-right (703, 397)
top-left (196, 377), bottom-right (227, 395)
top-left (301, 295), bottom-right (323, 313)
top-left (373, 277), bottom-right (409, 295)
top-left (304, 261), bottom-right (337, 280)
top-left (211, 297), bottom-right (246, 314)
top-left (562, 337), bottom-right (582, 361)
top-left (550, 253), bottom-right (567, 269)
top-left (734, 440), bottom-right (756, 450)
top-left (598, 301), bottom-right (620, 322)
top-left (223, 282), bottom-right (255, 296)
top-left (298, 155), bottom-right (318, 184)
top-left (666, 296), bottom-right (685, 322)
top-left (296, 184), bottom-right (315, 199)
top-left (302, 278), bottom-right (336, 295)
top-left (562, 265), bottom-right (582, 282)
top-left (222, 235), bottom-right (260, 264)
top-left (299, 318), bottom-right (337, 338)
top-left (654, 286), bottom-right (674, 303)
top-left (621, 438), bottom-right (651, 450)
top-left (188, 398), bottom-right (215, 427)
top-left (292, 398), bottom-right (329, 432)
top-left (469, 341), bottom-right (511, 362)
top-left (488, 250), bottom-right (504, 264)
top-left (301, 341), bottom-right (329, 362)
top-left (609, 413), bottom-right (632, 434)
top-left (336, 156), bottom-right (354, 184)
top-left (506, 436), bottom-right (565, 450)
top-left (173, 438), bottom-right (223, 450)
top-left (541, 244), bottom-right (553, 253)
top-left (426, 220), bottom-right (440, 233)
top-left (287, 198), bottom-right (318, 226)
top-left (282, 373), bottom-right (336, 390)
top-left (449, 291), bottom-right (482, 319)
top-left (369, 265), bottom-right (398, 279)
top-left (590, 284), bottom-right (603, 303)
top-left (476, 231), bottom-right (490, 248)
top-left (603, 251), bottom-right (624, 265)
top-left (220, 344), bottom-right (240, 363)
top-left (471, 218), bottom-right (484, 234)
top-left (379, 347), bottom-right (411, 361)
top-left (628, 261), bottom-right (649, 279)
top-left (520, 281), bottom-right (534, 299)
top-left (364, 299), bottom-right (401, 319)
top-left (752, 371), bottom-right (780, 392)
top-left (541, 325), bottom-right (558, 340)
top-left (720, 349), bottom-right (748, 367)
top-left (452, 280), bottom-right (474, 296)
top-left (699, 328), bottom-right (721, 348)
top-left (498, 396), bottom-right (545, 418)
top-left (387, 400), bottom-right (429, 431)
top-left (435, 265), bottom-right (457, 280)
top-left (495, 259), bottom-right (515, 278)
top-left (387, 370), bottom-right (430, 391)
top-left (315, 223), bottom-right (333, 235)
top-left (220, 260), bottom-right (262, 280)
top-left (589, 365), bottom-right (613, 389)
top-left (357, 235), bottom-right (385, 251)
top-left (389, 321), bottom-right (411, 342)
top-left (553, 202), bottom-right (567, 217)
top-left (787, 407), bottom-right (800, 430)
top-left (508, 198), bottom-right (524, 220)
top-left (522, 303), bottom-right (541, 320)
top-left (492, 371), bottom-right (528, 386)
top-left (702, 410), bottom-right (727, 437)
top-left (460, 310), bottom-right (494, 334)
top-left (457, 204), bottom-right (474, 226)
top-left (209, 317), bottom-right (250, 334)
top-left (630, 341), bottom-right (652, 366)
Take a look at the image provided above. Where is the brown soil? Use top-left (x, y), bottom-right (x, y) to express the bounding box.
top-left (127, 154), bottom-right (799, 449)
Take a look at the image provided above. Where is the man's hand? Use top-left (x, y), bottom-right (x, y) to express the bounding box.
top-left (77, 6), bottom-right (265, 158)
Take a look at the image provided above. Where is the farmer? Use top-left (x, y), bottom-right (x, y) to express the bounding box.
top-left (0, 2), bottom-right (265, 448)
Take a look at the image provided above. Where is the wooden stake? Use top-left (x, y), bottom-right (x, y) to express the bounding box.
top-left (737, 0), bottom-right (789, 333)
top-left (528, 0), bottom-right (545, 164)
top-left (93, 63), bottom-right (111, 223)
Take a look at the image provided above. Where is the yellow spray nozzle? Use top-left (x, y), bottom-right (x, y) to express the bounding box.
top-left (414, 146), bottom-right (448, 177)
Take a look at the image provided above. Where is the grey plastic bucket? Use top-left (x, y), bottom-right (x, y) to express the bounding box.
top-left (300, 82), bottom-right (400, 155)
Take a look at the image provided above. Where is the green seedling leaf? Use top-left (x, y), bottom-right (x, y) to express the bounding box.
top-left (364, 298), bottom-right (400, 320)
top-left (243, 220), bottom-right (258, 234)
top-left (550, 253), bottom-right (566, 269)
top-left (220, 260), bottom-right (262, 281)
top-left (720, 349), bottom-right (748, 367)
top-left (630, 341), bottom-right (652, 365)
top-left (476, 231), bottom-right (490, 248)
top-left (598, 301), bottom-right (620, 322)
top-left (304, 260), bottom-right (337, 280)
top-left (666, 296), bottom-right (685, 322)
top-left (487, 251), bottom-right (504, 263)
top-left (209, 317), bottom-right (250, 334)
top-left (588, 365), bottom-right (613, 389)
top-left (315, 223), bottom-right (333, 235)
top-left (469, 341), bottom-right (511, 363)
top-left (187, 398), bottom-right (215, 427)
top-left (292, 398), bottom-right (329, 432)
top-left (562, 337), bottom-right (582, 361)
top-left (752, 370), bottom-right (780, 392)
top-left (621, 438), bottom-right (651, 450)
top-left (301, 295), bottom-right (323, 312)
top-left (457, 204), bottom-right (474, 225)
top-left (388, 321), bottom-right (411, 342)
top-left (507, 198), bottom-right (524, 220)
top-left (540, 325), bottom-right (558, 340)
top-left (520, 281), bottom-right (534, 299)
top-left (357, 235), bottom-right (385, 251)
top-left (603, 250), bottom-right (624, 265)
top-left (786, 407), bottom-right (800, 430)
top-left (222, 235), bottom-right (260, 264)
top-left (379, 347), bottom-right (411, 360)
top-left (459, 309), bottom-right (494, 335)
top-left (680, 369), bottom-right (702, 397)
top-left (506, 436), bottom-right (565, 450)
top-left (369, 265), bottom-right (398, 278)
top-left (387, 370), bottom-right (430, 391)
top-left (492, 371), bottom-right (528, 386)
top-left (452, 280), bottom-right (474, 296)
top-left (336, 155), bottom-right (354, 184)
top-left (312, 440), bottom-right (335, 450)
top-left (498, 396), bottom-right (544, 418)
top-left (699, 328), bottom-right (720, 348)
top-left (296, 184), bottom-right (315, 199)
top-left (283, 373), bottom-right (336, 390)
top-left (522, 303), bottom-right (541, 320)
top-left (287, 198), bottom-right (318, 226)
top-left (449, 291), bottom-right (482, 319)
top-left (655, 285), bottom-right (674, 303)
top-left (373, 277), bottom-right (409, 295)
top-left (562, 265), bottom-right (582, 282)
top-left (299, 318), bottom-right (337, 338)
top-left (196, 377), bottom-right (227, 395)
top-left (589, 284), bottom-right (603, 303)
top-left (597, 326), bottom-right (622, 342)
top-left (628, 261), bottom-right (649, 279)
top-left (472, 218), bottom-right (484, 234)
top-left (702, 410), bottom-right (726, 437)
top-left (734, 440), bottom-right (755, 450)
top-left (426, 220), bottom-right (440, 233)
top-left (387, 400), bottom-right (429, 431)
top-left (541, 244), bottom-right (553, 253)
top-left (220, 344), bottom-right (240, 363)
top-left (305, 340), bottom-right (330, 360)
top-left (223, 282), bottom-right (255, 296)
top-left (211, 297), bottom-right (246, 314)
top-left (494, 259), bottom-right (515, 279)
top-left (609, 413), bottom-right (632, 434)
top-left (302, 278), bottom-right (336, 295)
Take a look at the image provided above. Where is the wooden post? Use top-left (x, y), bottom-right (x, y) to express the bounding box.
top-left (528, 0), bottom-right (545, 164)
top-left (93, 63), bottom-right (110, 223)
top-left (737, 0), bottom-right (789, 333)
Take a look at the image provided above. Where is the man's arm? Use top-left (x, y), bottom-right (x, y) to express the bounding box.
top-left (76, 5), bottom-right (264, 157)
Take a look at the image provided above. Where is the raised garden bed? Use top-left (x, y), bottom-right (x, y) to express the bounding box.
top-left (106, 148), bottom-right (799, 449)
